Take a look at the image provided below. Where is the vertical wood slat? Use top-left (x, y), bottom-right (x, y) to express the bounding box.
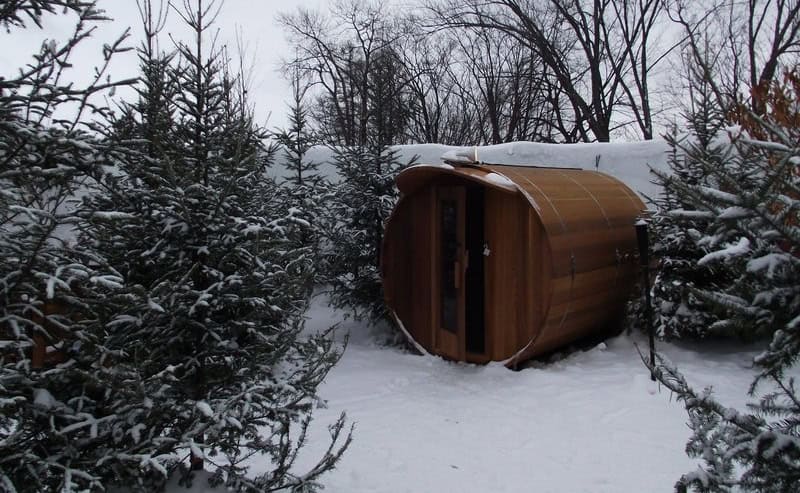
top-left (430, 187), bottom-right (439, 354)
top-left (525, 209), bottom-right (545, 350)
top-left (411, 190), bottom-right (433, 350)
top-left (384, 164), bottom-right (645, 366)
top-left (484, 190), bottom-right (499, 359)
top-left (457, 188), bottom-right (467, 362)
top-left (484, 190), bottom-right (525, 361)
top-left (515, 200), bottom-right (528, 354)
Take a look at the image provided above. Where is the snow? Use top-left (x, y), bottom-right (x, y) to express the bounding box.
top-left (148, 298), bottom-right (166, 313)
top-left (89, 274), bottom-right (124, 290)
top-left (90, 211), bottom-right (136, 220)
top-left (483, 172), bottom-right (516, 189)
top-left (407, 163), bottom-right (455, 171)
top-left (747, 253), bottom-right (791, 277)
top-left (699, 186), bottom-right (739, 204)
top-left (441, 148), bottom-right (479, 163)
top-left (272, 140), bottom-right (671, 202)
top-left (426, 140), bottom-right (668, 200)
top-left (46, 273), bottom-right (69, 299)
top-left (154, 138), bottom-right (765, 493)
top-left (389, 310), bottom-right (430, 356)
top-left (760, 431), bottom-right (800, 459)
top-left (32, 388), bottom-right (58, 410)
top-left (718, 206), bottom-right (752, 220)
top-left (698, 237), bottom-right (751, 266)
top-left (130, 423), bottom-right (146, 444)
top-left (196, 401), bottom-right (214, 418)
top-left (205, 295), bottom-right (756, 493)
top-left (667, 209), bottom-right (714, 219)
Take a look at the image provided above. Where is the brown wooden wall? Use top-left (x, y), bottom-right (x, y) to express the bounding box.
top-left (492, 166), bottom-right (644, 363)
top-left (382, 189), bottom-right (434, 351)
top-left (383, 164), bottom-right (645, 366)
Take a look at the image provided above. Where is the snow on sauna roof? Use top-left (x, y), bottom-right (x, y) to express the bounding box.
top-left (416, 139), bottom-right (669, 199)
top-left (401, 162), bottom-right (520, 193)
top-left (432, 141), bottom-right (669, 201)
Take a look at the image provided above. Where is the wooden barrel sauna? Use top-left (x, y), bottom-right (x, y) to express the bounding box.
top-left (381, 161), bottom-right (646, 367)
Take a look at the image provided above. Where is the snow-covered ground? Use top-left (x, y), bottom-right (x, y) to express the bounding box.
top-left (242, 295), bottom-right (760, 493)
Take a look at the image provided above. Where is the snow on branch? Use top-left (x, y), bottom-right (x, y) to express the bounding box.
top-left (698, 237), bottom-right (750, 266)
top-left (668, 209), bottom-right (715, 220)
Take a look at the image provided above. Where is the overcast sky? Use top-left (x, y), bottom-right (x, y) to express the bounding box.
top-left (1, 0), bottom-right (327, 130)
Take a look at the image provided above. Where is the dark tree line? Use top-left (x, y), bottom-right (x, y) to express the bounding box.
top-left (275, 1), bottom-right (800, 332)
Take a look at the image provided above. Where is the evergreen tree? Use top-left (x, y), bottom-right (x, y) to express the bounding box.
top-left (273, 74), bottom-right (326, 283)
top-left (650, 69), bottom-right (800, 492)
top-left (322, 142), bottom-right (411, 322)
top-left (367, 47), bottom-right (412, 149)
top-left (110, 2), bottom-right (178, 162)
top-left (70, 1), bottom-right (352, 489)
top-left (650, 47), bottom-right (741, 340)
top-left (308, 40), bottom-right (416, 322)
top-left (0, 2), bottom-right (144, 490)
top-left (274, 74), bottom-right (321, 189)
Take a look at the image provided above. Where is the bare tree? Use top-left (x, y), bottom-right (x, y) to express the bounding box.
top-left (670, 0), bottom-right (800, 114)
top-left (450, 25), bottom-right (559, 143)
top-left (608, 0), bottom-right (668, 139)
top-left (399, 22), bottom-right (480, 144)
top-left (399, 13), bottom-right (574, 145)
top-left (428, 0), bottom-right (670, 141)
top-left (279, 0), bottom-right (410, 146)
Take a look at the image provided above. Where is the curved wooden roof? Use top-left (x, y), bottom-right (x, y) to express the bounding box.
top-left (488, 165), bottom-right (644, 278)
top-left (396, 164), bottom-right (518, 194)
top-left (396, 164), bottom-right (644, 279)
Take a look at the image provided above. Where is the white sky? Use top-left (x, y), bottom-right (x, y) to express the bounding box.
top-left (0, 0), bottom-right (326, 130)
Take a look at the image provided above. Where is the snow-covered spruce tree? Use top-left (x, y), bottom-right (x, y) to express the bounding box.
top-left (0, 2), bottom-right (146, 491)
top-left (109, 0), bottom-right (178, 162)
top-left (274, 73), bottom-right (322, 189)
top-left (73, 1), bottom-right (351, 490)
top-left (650, 51), bottom-right (739, 340)
top-left (322, 142), bottom-right (411, 322)
top-left (650, 70), bottom-right (800, 492)
top-left (272, 74), bottom-right (326, 281)
top-left (319, 45), bottom-right (414, 322)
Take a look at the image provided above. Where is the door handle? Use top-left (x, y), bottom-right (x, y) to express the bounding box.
top-left (454, 247), bottom-right (471, 289)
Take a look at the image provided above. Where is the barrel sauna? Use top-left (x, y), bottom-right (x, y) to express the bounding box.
top-left (381, 161), bottom-right (646, 367)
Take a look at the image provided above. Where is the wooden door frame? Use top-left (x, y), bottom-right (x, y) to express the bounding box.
top-left (433, 185), bottom-right (466, 361)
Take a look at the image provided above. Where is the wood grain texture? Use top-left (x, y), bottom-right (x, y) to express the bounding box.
top-left (383, 164), bottom-right (645, 366)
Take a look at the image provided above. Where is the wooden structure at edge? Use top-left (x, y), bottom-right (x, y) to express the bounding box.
top-left (381, 163), bottom-right (646, 367)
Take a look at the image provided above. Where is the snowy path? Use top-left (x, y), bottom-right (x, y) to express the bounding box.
top-left (274, 296), bottom-right (760, 493)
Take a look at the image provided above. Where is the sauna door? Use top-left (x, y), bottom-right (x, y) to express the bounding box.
top-left (435, 186), bottom-right (466, 360)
